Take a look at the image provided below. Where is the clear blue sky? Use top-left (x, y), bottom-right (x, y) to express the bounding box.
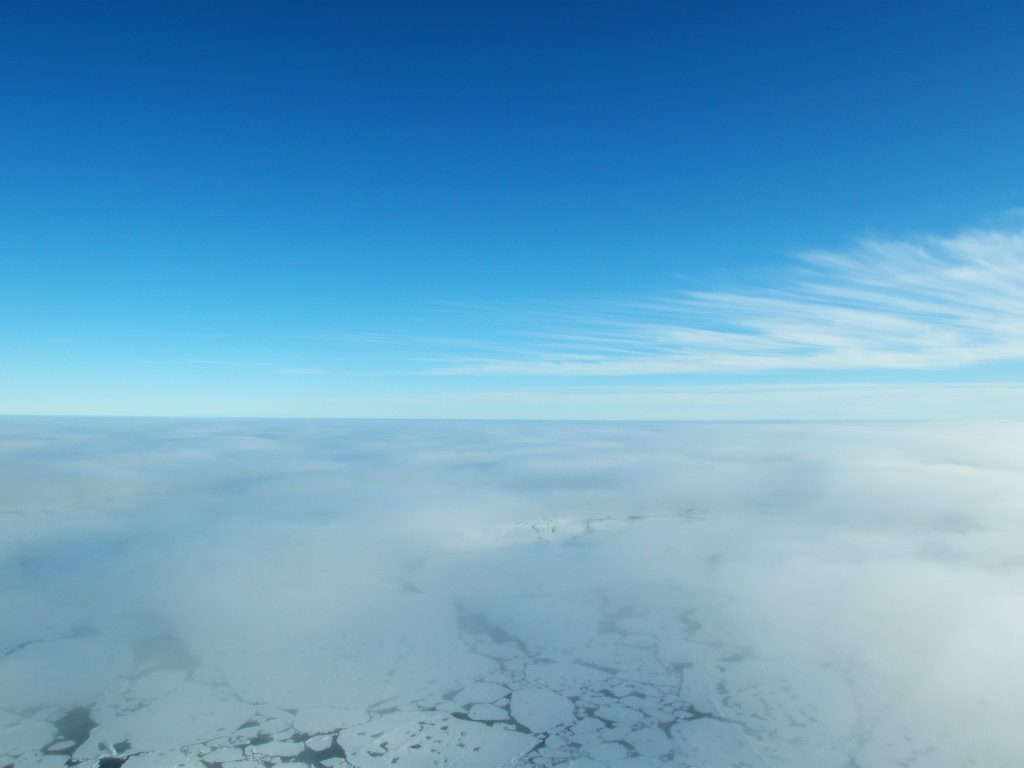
top-left (3, 1), bottom-right (1024, 418)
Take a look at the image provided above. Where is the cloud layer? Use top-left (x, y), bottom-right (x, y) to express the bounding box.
top-left (2, 419), bottom-right (1023, 766)
top-left (436, 225), bottom-right (1024, 376)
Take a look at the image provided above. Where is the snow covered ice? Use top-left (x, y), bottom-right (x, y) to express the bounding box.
top-left (1, 418), bottom-right (1022, 767)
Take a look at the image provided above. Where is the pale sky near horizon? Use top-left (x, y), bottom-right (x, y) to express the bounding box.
top-left (3, 1), bottom-right (1024, 419)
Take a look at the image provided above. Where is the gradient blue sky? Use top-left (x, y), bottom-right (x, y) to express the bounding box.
top-left (3, 1), bottom-right (1024, 418)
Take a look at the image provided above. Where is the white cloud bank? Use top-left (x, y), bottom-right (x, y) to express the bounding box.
top-left (1, 419), bottom-right (1023, 766)
top-left (436, 225), bottom-right (1024, 376)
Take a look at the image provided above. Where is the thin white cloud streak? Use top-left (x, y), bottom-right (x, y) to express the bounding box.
top-left (276, 368), bottom-right (331, 376)
top-left (434, 226), bottom-right (1024, 376)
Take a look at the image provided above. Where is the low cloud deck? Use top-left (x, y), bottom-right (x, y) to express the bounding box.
top-left (1, 419), bottom-right (1021, 767)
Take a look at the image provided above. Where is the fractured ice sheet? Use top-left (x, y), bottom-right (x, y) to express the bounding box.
top-left (1, 418), bottom-right (1023, 767)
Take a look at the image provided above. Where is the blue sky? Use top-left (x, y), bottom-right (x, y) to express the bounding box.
top-left (2, 1), bottom-right (1024, 418)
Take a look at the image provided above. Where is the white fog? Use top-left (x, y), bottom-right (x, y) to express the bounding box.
top-left (1, 418), bottom-right (1022, 767)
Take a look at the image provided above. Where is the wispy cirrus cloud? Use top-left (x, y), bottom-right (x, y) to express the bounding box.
top-left (434, 225), bottom-right (1024, 376)
top-left (276, 368), bottom-right (332, 376)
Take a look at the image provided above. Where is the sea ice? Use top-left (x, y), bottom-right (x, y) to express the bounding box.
top-left (293, 705), bottom-right (368, 734)
top-left (509, 688), bottom-right (575, 733)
